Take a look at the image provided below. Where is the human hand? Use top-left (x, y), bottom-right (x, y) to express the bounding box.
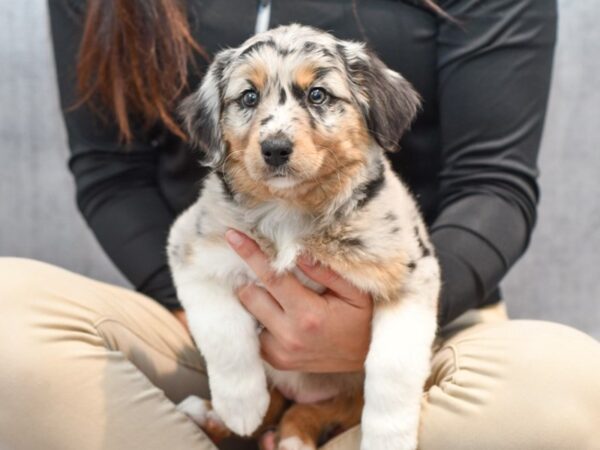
top-left (225, 229), bottom-right (373, 373)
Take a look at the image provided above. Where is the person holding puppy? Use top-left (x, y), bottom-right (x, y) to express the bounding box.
top-left (0, 1), bottom-right (599, 449)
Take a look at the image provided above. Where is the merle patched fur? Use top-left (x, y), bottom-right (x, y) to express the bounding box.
top-left (167, 25), bottom-right (440, 450)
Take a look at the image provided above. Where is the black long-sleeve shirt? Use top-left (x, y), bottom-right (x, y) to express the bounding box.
top-left (48, 0), bottom-right (557, 325)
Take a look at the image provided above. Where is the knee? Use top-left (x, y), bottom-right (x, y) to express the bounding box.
top-left (0, 259), bottom-right (59, 378)
top-left (484, 321), bottom-right (600, 447)
top-left (0, 257), bottom-right (67, 306)
top-left (519, 321), bottom-right (600, 448)
top-left (0, 258), bottom-right (96, 388)
top-left (424, 320), bottom-right (600, 449)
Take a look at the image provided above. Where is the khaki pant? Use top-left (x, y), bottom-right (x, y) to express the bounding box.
top-left (0, 257), bottom-right (599, 450)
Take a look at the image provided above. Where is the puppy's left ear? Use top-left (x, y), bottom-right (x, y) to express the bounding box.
top-left (338, 42), bottom-right (421, 152)
top-left (179, 49), bottom-right (235, 168)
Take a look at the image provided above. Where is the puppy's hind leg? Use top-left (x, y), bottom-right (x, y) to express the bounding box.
top-left (177, 396), bottom-right (232, 443)
top-left (277, 394), bottom-right (363, 450)
top-left (178, 387), bottom-right (289, 443)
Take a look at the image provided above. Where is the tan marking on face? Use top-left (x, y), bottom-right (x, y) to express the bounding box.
top-left (239, 61), bottom-right (268, 91)
top-left (294, 64), bottom-right (318, 89)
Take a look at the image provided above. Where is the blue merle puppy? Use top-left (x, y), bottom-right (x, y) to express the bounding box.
top-left (168, 24), bottom-right (440, 450)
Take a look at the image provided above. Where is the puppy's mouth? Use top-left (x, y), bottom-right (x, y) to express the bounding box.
top-left (269, 167), bottom-right (290, 178)
top-left (263, 166), bottom-right (300, 189)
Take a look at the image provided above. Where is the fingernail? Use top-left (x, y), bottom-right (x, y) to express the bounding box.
top-left (298, 254), bottom-right (317, 267)
top-left (235, 283), bottom-right (250, 296)
top-left (225, 229), bottom-right (244, 248)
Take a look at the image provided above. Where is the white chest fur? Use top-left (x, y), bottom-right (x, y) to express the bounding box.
top-left (168, 170), bottom-right (439, 447)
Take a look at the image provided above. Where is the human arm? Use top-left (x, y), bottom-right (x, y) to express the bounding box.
top-left (432, 0), bottom-right (558, 324)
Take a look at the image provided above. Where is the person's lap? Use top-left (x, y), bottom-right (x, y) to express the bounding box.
top-left (0, 257), bottom-right (598, 450)
top-left (324, 313), bottom-right (600, 449)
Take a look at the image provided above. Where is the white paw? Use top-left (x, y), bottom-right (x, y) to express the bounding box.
top-left (211, 374), bottom-right (270, 436)
top-left (177, 396), bottom-right (207, 423)
top-left (278, 436), bottom-right (315, 450)
top-left (360, 432), bottom-right (417, 450)
top-left (176, 396), bottom-right (225, 428)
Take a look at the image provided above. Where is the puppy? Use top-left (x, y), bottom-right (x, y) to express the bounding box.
top-left (168, 24), bottom-right (440, 450)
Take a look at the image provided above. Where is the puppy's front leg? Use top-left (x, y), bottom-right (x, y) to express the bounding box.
top-left (361, 297), bottom-right (437, 450)
top-left (176, 278), bottom-right (270, 436)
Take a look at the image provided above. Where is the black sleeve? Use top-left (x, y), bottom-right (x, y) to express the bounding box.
top-left (432, 0), bottom-right (557, 325)
top-left (48, 0), bottom-right (180, 310)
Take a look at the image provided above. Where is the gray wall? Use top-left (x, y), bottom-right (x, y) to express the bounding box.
top-left (0, 0), bottom-right (129, 287)
top-left (1, 1), bottom-right (598, 339)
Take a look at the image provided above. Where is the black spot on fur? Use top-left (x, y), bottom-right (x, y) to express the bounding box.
top-left (340, 237), bottom-right (364, 248)
top-left (169, 243), bottom-right (193, 265)
top-left (384, 211), bottom-right (397, 221)
top-left (278, 47), bottom-right (291, 57)
top-left (291, 83), bottom-right (305, 102)
top-left (320, 47), bottom-right (336, 60)
top-left (356, 163), bottom-right (385, 209)
top-left (195, 209), bottom-right (207, 236)
top-left (168, 243), bottom-right (181, 261)
top-left (414, 226), bottom-right (432, 257)
top-left (300, 42), bottom-right (335, 60)
top-left (260, 115), bottom-right (274, 126)
top-left (407, 261), bottom-right (417, 271)
top-left (335, 103), bottom-right (346, 115)
top-left (215, 170), bottom-right (235, 201)
top-left (307, 111), bottom-right (317, 129)
top-left (240, 110), bottom-right (253, 125)
top-left (279, 88), bottom-right (287, 105)
top-left (302, 41), bottom-right (317, 52)
top-left (240, 39), bottom-right (276, 57)
top-left (195, 216), bottom-right (203, 235)
top-left (312, 103), bottom-right (327, 118)
top-left (314, 67), bottom-right (332, 81)
top-left (390, 227), bottom-right (400, 234)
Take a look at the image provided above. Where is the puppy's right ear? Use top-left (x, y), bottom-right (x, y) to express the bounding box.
top-left (179, 49), bottom-right (235, 168)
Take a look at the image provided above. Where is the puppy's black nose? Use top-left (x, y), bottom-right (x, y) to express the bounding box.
top-left (261, 138), bottom-right (293, 167)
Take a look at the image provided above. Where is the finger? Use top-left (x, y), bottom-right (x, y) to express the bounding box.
top-left (237, 284), bottom-right (286, 335)
top-left (226, 229), bottom-right (309, 309)
top-left (259, 430), bottom-right (277, 450)
top-left (297, 256), bottom-right (371, 306)
top-left (259, 329), bottom-right (296, 371)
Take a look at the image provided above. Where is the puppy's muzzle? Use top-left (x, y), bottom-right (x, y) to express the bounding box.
top-left (261, 136), bottom-right (293, 168)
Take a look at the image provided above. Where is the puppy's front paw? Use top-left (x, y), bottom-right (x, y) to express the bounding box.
top-left (360, 431), bottom-right (417, 450)
top-left (211, 370), bottom-right (270, 436)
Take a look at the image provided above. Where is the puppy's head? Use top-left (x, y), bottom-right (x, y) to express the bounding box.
top-left (181, 25), bottom-right (420, 202)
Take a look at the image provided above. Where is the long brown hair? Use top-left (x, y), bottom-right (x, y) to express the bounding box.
top-left (76, 0), bottom-right (207, 141)
top-left (76, 0), bottom-right (447, 142)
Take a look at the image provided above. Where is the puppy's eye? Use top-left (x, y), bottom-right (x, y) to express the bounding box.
top-left (241, 89), bottom-right (259, 108)
top-left (308, 87), bottom-right (328, 105)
